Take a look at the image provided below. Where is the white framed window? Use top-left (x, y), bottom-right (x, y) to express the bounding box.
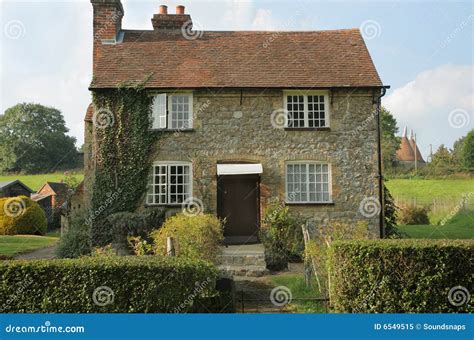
top-left (147, 162), bottom-right (192, 205)
top-left (151, 93), bottom-right (193, 130)
top-left (284, 91), bottom-right (329, 128)
top-left (285, 162), bottom-right (332, 203)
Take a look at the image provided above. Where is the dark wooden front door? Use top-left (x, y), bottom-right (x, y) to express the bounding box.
top-left (217, 175), bottom-right (260, 244)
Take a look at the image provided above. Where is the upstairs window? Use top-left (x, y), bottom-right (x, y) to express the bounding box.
top-left (151, 93), bottom-right (193, 130)
top-left (284, 92), bottom-right (329, 128)
top-left (147, 162), bottom-right (192, 205)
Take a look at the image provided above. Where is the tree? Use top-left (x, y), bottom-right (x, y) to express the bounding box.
top-left (429, 144), bottom-right (455, 175)
top-left (0, 103), bottom-right (77, 173)
top-left (461, 129), bottom-right (474, 172)
top-left (383, 183), bottom-right (402, 238)
top-left (380, 107), bottom-right (400, 170)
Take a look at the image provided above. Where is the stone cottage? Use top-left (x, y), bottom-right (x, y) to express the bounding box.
top-left (84, 1), bottom-right (388, 243)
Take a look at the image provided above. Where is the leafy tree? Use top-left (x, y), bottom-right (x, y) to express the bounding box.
top-left (461, 129), bottom-right (474, 172)
top-left (428, 144), bottom-right (455, 175)
top-left (380, 107), bottom-right (400, 170)
top-left (0, 103), bottom-right (77, 173)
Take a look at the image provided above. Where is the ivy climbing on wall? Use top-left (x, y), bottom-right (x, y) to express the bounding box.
top-left (90, 81), bottom-right (157, 246)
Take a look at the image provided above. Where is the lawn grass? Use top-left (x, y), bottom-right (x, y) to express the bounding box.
top-left (399, 209), bottom-right (474, 239)
top-left (0, 235), bottom-right (59, 258)
top-left (386, 178), bottom-right (474, 223)
top-left (270, 273), bottom-right (327, 313)
top-left (386, 179), bottom-right (474, 204)
top-left (0, 171), bottom-right (84, 191)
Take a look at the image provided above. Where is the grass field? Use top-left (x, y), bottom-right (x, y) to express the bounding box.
top-left (399, 210), bottom-right (473, 239)
top-left (0, 172), bottom-right (84, 191)
top-left (386, 178), bottom-right (474, 224)
top-left (0, 234), bottom-right (59, 258)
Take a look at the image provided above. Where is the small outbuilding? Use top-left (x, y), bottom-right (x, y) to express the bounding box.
top-left (0, 180), bottom-right (34, 198)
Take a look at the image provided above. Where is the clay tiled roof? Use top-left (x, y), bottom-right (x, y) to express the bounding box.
top-left (85, 103), bottom-right (93, 122)
top-left (90, 29), bottom-right (383, 89)
top-left (410, 139), bottom-right (425, 163)
top-left (396, 137), bottom-right (416, 162)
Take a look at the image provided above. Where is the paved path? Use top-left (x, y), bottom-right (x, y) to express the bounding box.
top-left (15, 245), bottom-right (57, 260)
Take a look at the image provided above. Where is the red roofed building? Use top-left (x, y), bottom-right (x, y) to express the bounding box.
top-left (396, 127), bottom-right (425, 167)
top-left (85, 1), bottom-right (389, 241)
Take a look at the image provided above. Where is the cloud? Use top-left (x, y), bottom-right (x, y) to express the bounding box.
top-left (384, 64), bottom-right (473, 157)
top-left (384, 64), bottom-right (473, 123)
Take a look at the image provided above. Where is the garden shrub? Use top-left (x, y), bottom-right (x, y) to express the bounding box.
top-left (56, 212), bottom-right (91, 258)
top-left (0, 256), bottom-right (232, 313)
top-left (305, 221), bottom-right (368, 294)
top-left (328, 239), bottom-right (474, 313)
top-left (260, 200), bottom-right (305, 270)
top-left (106, 207), bottom-right (166, 254)
top-left (0, 196), bottom-right (47, 235)
top-left (151, 213), bottom-right (224, 263)
top-left (398, 204), bottom-right (430, 225)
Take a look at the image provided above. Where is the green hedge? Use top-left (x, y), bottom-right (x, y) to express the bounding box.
top-left (0, 196), bottom-right (47, 235)
top-left (329, 239), bottom-right (473, 313)
top-left (0, 256), bottom-right (233, 313)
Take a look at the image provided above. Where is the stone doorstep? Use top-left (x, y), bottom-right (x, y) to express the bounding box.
top-left (218, 265), bottom-right (270, 278)
top-left (217, 254), bottom-right (266, 266)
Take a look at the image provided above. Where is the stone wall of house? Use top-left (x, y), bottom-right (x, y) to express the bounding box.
top-left (148, 88), bottom-right (382, 236)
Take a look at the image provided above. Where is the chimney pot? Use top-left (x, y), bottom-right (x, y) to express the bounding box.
top-left (176, 5), bottom-right (185, 14)
top-left (159, 5), bottom-right (168, 14)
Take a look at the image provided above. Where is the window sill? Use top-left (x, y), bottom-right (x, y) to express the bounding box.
top-left (284, 127), bottom-right (330, 131)
top-left (285, 201), bottom-right (334, 206)
top-left (149, 129), bottom-right (195, 132)
top-left (145, 204), bottom-right (184, 208)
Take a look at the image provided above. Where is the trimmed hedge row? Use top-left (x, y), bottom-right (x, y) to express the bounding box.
top-left (329, 239), bottom-right (473, 313)
top-left (0, 256), bottom-right (234, 313)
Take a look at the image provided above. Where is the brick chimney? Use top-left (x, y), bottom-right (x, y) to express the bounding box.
top-left (91, 0), bottom-right (124, 73)
top-left (151, 4), bottom-right (192, 30)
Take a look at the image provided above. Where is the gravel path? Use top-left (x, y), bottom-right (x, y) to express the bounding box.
top-left (15, 245), bottom-right (57, 260)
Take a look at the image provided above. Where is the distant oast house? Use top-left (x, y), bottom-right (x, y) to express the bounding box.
top-left (84, 1), bottom-right (388, 241)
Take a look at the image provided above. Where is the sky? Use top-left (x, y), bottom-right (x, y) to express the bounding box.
top-left (0, 0), bottom-right (473, 159)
